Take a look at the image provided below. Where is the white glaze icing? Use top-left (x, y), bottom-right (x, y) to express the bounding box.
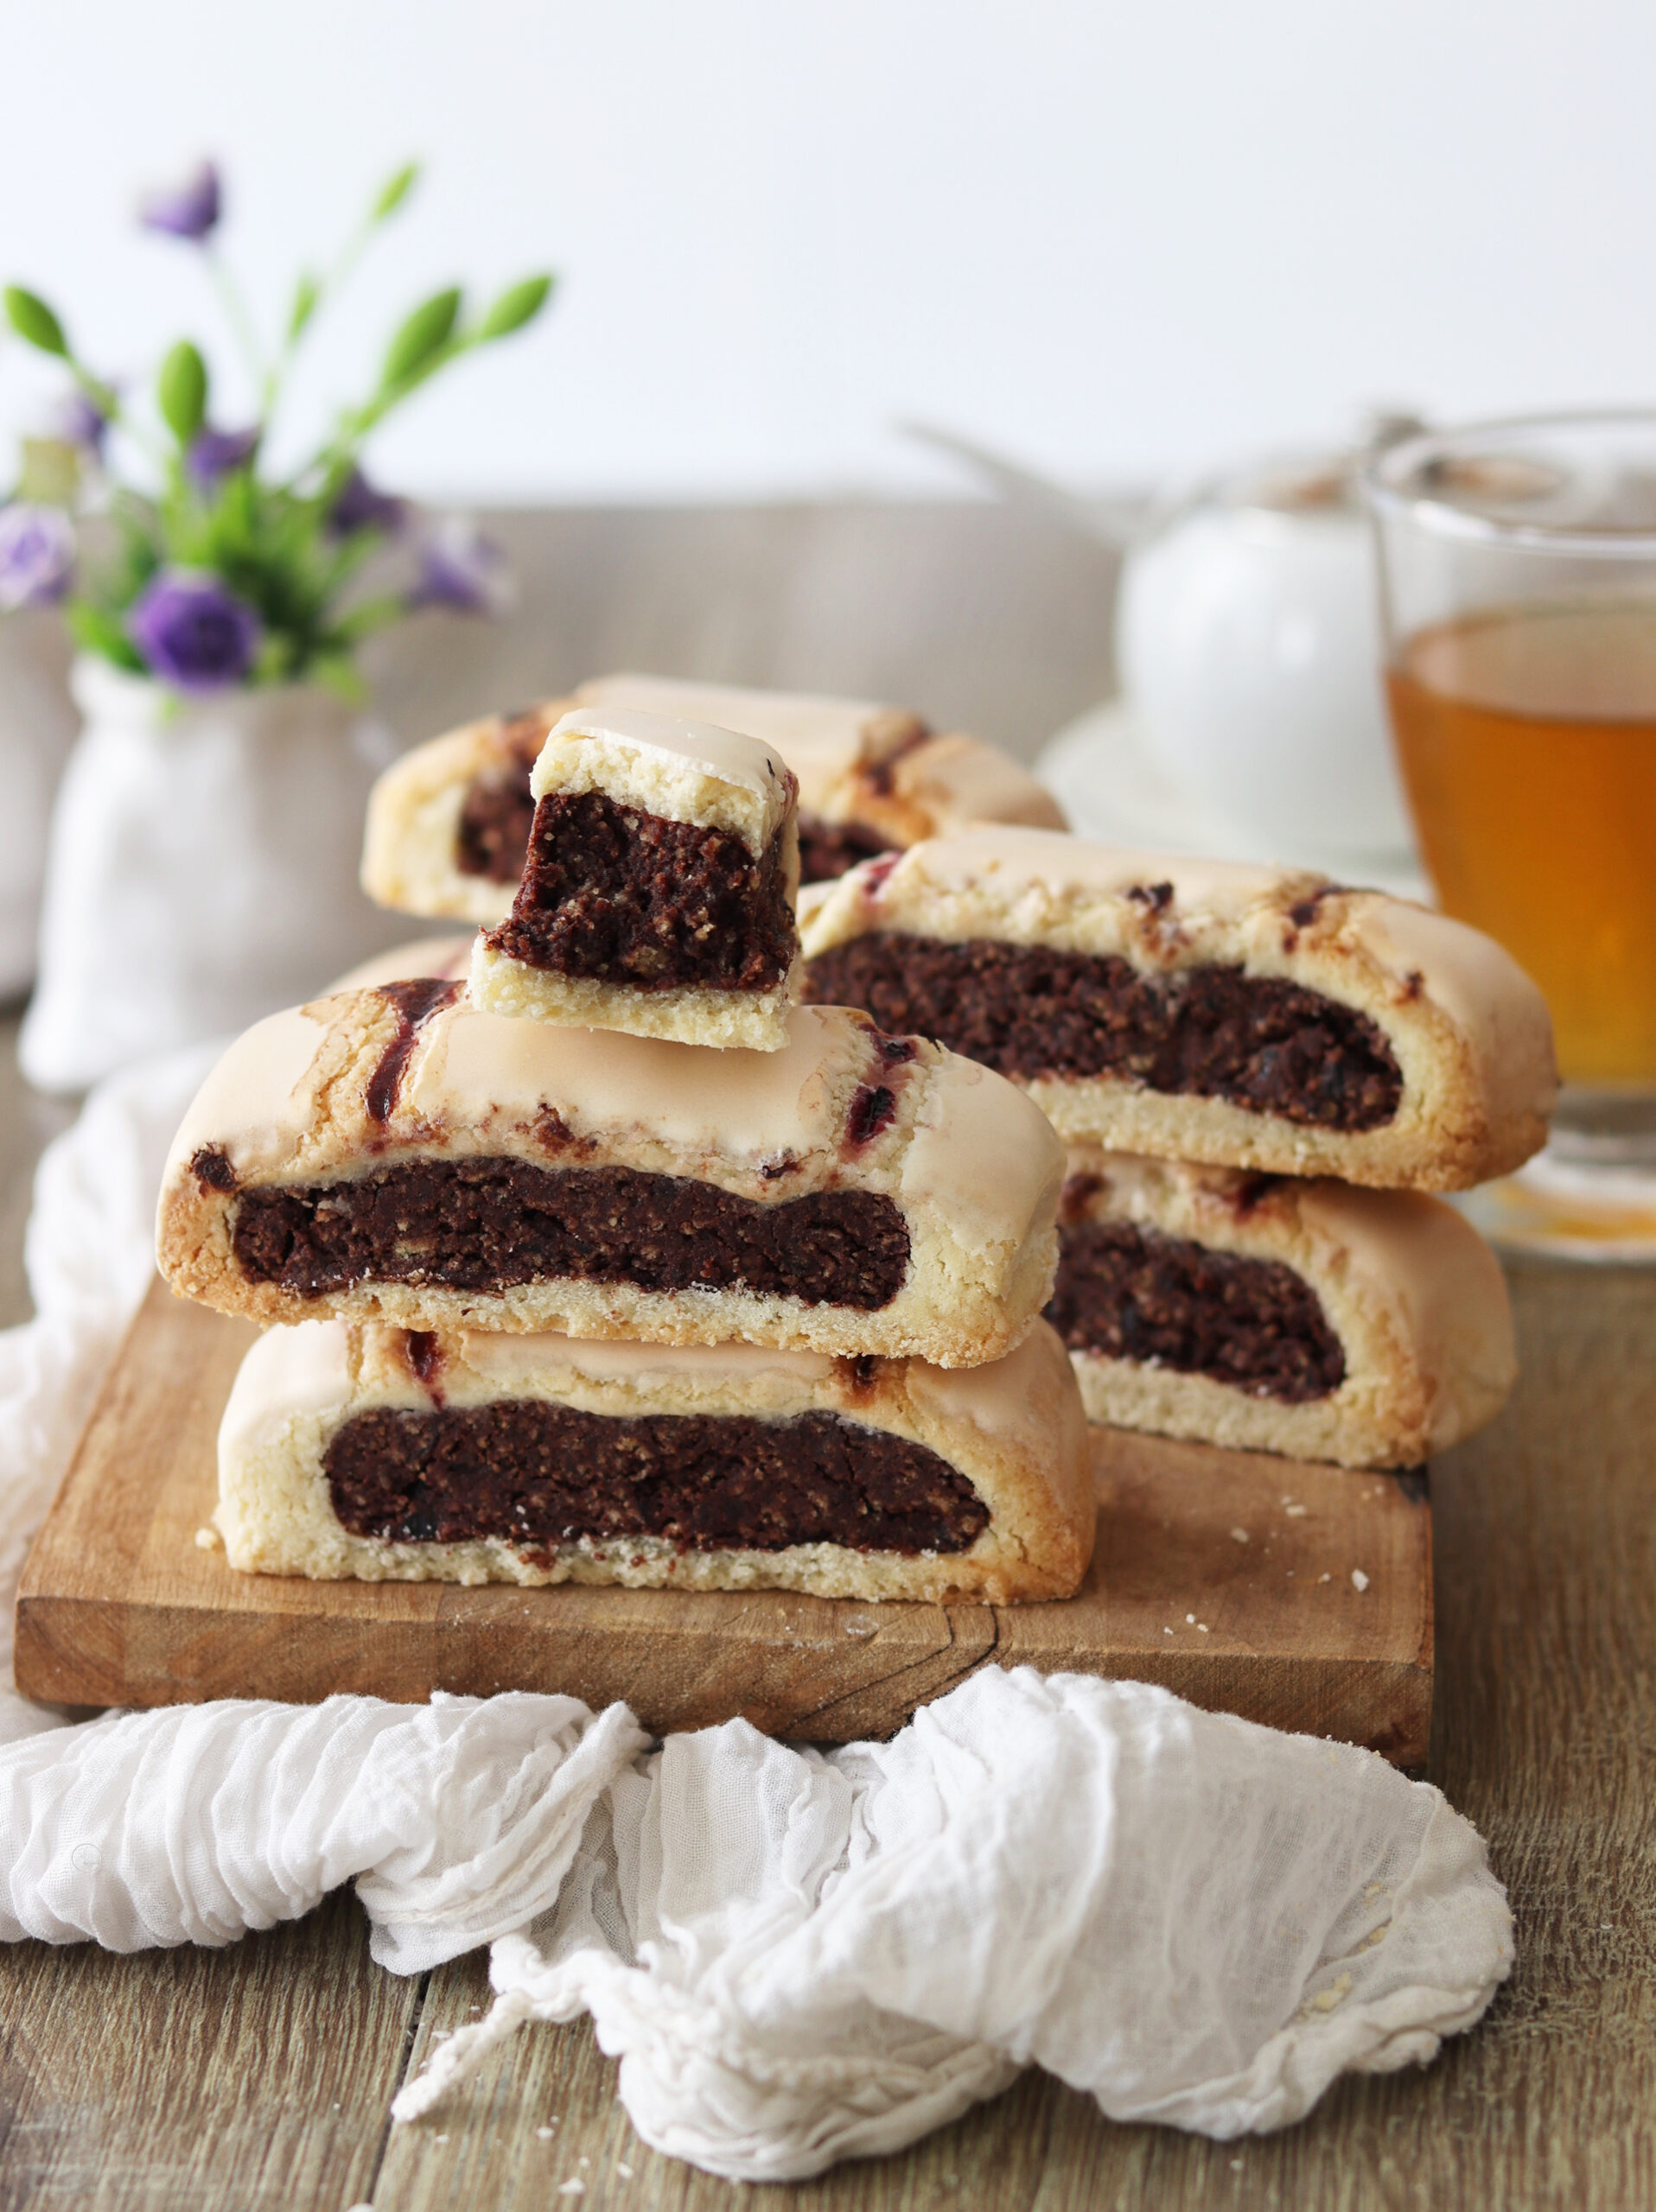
top-left (574, 673), bottom-right (897, 788)
top-left (410, 1000), bottom-right (867, 1166)
top-left (532, 704), bottom-right (791, 804)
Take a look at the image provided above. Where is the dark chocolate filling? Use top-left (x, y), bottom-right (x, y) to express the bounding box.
top-left (231, 1156), bottom-right (910, 1308)
top-left (455, 715), bottom-right (553, 882)
top-left (325, 1401), bottom-right (988, 1555)
top-left (484, 790), bottom-right (796, 993)
top-left (798, 812), bottom-right (896, 885)
top-left (1044, 1219), bottom-right (1346, 1402)
top-left (803, 935), bottom-right (1402, 1130)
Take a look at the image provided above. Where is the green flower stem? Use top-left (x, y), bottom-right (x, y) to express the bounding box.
top-left (204, 245), bottom-right (269, 400)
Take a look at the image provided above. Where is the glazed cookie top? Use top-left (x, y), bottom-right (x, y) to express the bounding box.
top-left (161, 993), bottom-right (1065, 1256)
top-left (574, 672), bottom-right (920, 812)
top-left (221, 1308), bottom-right (1083, 1448)
top-left (530, 704), bottom-right (799, 852)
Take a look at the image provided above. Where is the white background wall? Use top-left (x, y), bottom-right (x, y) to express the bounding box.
top-left (3, 0), bottom-right (1655, 503)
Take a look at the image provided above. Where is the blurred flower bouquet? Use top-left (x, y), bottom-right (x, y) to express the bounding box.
top-left (4, 156), bottom-right (550, 694)
top-left (8, 159), bottom-right (553, 1088)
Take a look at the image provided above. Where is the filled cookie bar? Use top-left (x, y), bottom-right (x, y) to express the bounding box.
top-left (1047, 1147), bottom-right (1516, 1468)
top-left (216, 1316), bottom-right (1094, 1603)
top-left (800, 829), bottom-right (1557, 1190)
top-left (358, 676), bottom-right (1068, 928)
top-left (575, 673), bottom-right (1068, 884)
top-left (360, 697), bottom-right (571, 925)
top-left (156, 993), bottom-right (1064, 1366)
top-left (469, 704), bottom-right (802, 1050)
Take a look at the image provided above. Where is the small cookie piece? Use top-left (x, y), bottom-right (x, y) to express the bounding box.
top-left (1048, 1147), bottom-right (1515, 1468)
top-left (800, 829), bottom-right (1557, 1190)
top-left (576, 673), bottom-right (1068, 883)
top-left (360, 699), bottom-right (571, 924)
top-left (157, 995), bottom-right (1064, 1367)
top-left (216, 1317), bottom-right (1093, 1604)
top-left (469, 705), bottom-right (801, 1050)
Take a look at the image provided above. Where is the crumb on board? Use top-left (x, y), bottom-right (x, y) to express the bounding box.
top-left (1186, 1611), bottom-right (1196, 1624)
top-left (1230, 1527), bottom-right (1249, 1544)
top-left (1352, 1567), bottom-right (1371, 1592)
top-left (1284, 1503), bottom-right (1309, 1518)
top-left (194, 1527), bottom-right (220, 1550)
top-left (617, 2164), bottom-right (635, 2180)
top-left (1197, 1623), bottom-right (1209, 1633)
top-left (537, 2126), bottom-right (556, 2140)
top-left (557, 2184), bottom-right (587, 2200)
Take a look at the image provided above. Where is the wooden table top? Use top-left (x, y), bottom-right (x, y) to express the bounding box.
top-left (2, 1012), bottom-right (1653, 2210)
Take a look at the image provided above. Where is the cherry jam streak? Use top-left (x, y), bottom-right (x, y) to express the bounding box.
top-left (365, 979), bottom-right (464, 1124)
top-left (844, 1032), bottom-right (920, 1150)
top-left (404, 1330), bottom-right (446, 1405)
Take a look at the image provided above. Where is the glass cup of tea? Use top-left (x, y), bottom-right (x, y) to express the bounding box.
top-left (1366, 411), bottom-right (1656, 1258)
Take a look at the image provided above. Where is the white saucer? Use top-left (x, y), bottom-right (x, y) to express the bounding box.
top-left (1035, 700), bottom-right (1430, 904)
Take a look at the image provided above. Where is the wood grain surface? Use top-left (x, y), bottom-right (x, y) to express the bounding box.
top-left (14, 1279), bottom-right (1432, 1761)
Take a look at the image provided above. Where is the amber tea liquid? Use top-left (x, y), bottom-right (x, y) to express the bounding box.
top-left (1387, 601), bottom-right (1656, 1086)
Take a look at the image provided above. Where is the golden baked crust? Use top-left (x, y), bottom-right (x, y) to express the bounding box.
top-left (1054, 1146), bottom-right (1516, 1467)
top-left (216, 1317), bottom-right (1094, 1604)
top-left (799, 829), bottom-right (1558, 1191)
top-left (156, 995), bottom-right (1064, 1368)
top-left (360, 699), bottom-right (572, 924)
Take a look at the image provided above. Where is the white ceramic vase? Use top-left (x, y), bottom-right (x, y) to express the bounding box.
top-left (0, 609), bottom-right (77, 1001)
top-left (21, 658), bottom-right (409, 1092)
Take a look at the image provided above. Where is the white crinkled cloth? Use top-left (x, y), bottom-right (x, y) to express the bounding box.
top-left (0, 1053), bottom-right (1513, 2181)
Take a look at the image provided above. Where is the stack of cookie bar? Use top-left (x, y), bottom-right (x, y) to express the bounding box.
top-left (796, 828), bottom-right (1558, 1471)
top-left (156, 707), bottom-right (1093, 1604)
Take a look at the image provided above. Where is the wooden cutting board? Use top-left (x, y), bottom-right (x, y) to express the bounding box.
top-left (15, 1278), bottom-right (1433, 1763)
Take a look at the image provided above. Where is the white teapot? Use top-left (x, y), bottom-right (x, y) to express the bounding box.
top-left (906, 418), bottom-right (1419, 866)
top-left (1116, 435), bottom-right (1416, 859)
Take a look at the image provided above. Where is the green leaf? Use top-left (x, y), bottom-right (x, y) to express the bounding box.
top-left (156, 340), bottom-right (208, 444)
top-left (372, 162), bottom-right (420, 222)
top-left (476, 274), bottom-right (555, 341)
top-left (4, 285), bottom-right (68, 357)
top-left (287, 271), bottom-right (320, 345)
top-left (379, 286), bottom-right (461, 391)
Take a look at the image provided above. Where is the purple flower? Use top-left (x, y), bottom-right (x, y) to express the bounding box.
top-left (406, 515), bottom-right (516, 616)
top-left (327, 464), bottom-right (407, 537)
top-left (186, 425), bottom-right (259, 494)
top-left (128, 570), bottom-right (261, 691)
top-left (139, 160), bottom-right (222, 243)
top-left (0, 504), bottom-right (75, 612)
top-left (47, 390), bottom-right (111, 457)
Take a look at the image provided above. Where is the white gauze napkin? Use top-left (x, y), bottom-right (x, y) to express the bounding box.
top-left (0, 1052), bottom-right (1513, 2180)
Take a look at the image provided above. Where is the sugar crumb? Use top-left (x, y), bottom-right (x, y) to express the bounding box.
top-left (537, 2126), bottom-right (556, 2139)
top-left (1186, 1612), bottom-right (1196, 1624)
top-left (1319, 1572), bottom-right (1332, 1583)
top-left (1284, 1503), bottom-right (1309, 1518)
top-left (557, 2184), bottom-right (587, 2199)
top-left (1351, 1568), bottom-right (1370, 1592)
top-left (1163, 1625), bottom-right (1173, 1635)
top-left (1230, 1527), bottom-right (1249, 1544)
top-left (617, 2164), bottom-right (635, 2179)
top-left (1197, 1623), bottom-right (1210, 1634)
